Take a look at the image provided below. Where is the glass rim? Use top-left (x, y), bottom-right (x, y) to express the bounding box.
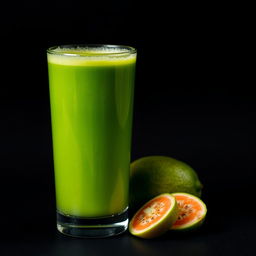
top-left (47, 44), bottom-right (137, 57)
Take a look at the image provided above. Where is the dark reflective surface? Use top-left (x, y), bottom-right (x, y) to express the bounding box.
top-left (0, 98), bottom-right (255, 255)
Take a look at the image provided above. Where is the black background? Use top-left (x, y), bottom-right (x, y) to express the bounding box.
top-left (0, 1), bottom-right (254, 255)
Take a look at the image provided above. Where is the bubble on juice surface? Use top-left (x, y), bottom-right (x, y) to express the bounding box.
top-left (47, 45), bottom-right (136, 66)
top-left (53, 46), bottom-right (132, 54)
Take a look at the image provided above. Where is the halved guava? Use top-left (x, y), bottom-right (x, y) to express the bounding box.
top-left (129, 193), bottom-right (178, 239)
top-left (170, 192), bottom-right (207, 231)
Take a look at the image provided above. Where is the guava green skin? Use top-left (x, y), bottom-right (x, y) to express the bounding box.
top-left (129, 194), bottom-right (179, 239)
top-left (170, 192), bottom-right (207, 231)
top-left (129, 156), bottom-right (203, 213)
top-left (171, 216), bottom-right (206, 232)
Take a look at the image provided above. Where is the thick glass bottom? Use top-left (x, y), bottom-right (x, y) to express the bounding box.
top-left (56, 208), bottom-right (128, 238)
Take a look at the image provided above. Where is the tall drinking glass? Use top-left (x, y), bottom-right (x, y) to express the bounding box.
top-left (47, 45), bottom-right (136, 238)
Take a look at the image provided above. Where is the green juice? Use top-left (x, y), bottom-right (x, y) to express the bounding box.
top-left (47, 47), bottom-right (136, 218)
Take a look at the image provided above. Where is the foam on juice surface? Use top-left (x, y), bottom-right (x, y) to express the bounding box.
top-left (47, 46), bottom-right (136, 66)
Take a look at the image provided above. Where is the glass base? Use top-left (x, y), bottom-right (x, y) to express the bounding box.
top-left (56, 208), bottom-right (128, 238)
